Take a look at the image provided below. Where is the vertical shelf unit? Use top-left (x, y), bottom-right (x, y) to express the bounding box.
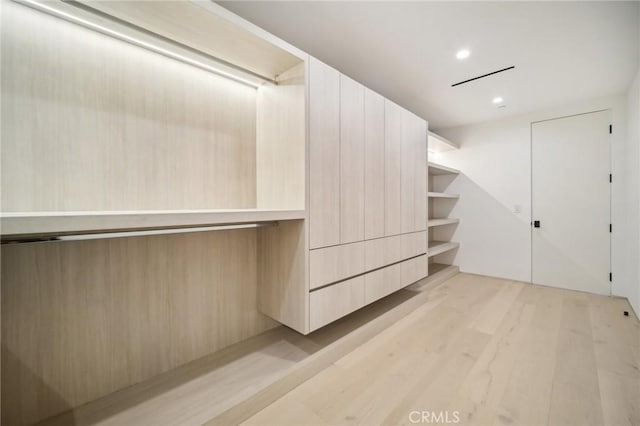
top-left (427, 132), bottom-right (460, 275)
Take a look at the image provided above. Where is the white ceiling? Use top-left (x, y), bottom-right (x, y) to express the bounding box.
top-left (218, 1), bottom-right (639, 130)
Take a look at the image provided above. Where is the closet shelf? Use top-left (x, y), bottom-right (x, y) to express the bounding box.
top-left (428, 240), bottom-right (459, 257)
top-left (428, 162), bottom-right (460, 175)
top-left (428, 192), bottom-right (459, 199)
top-left (427, 131), bottom-right (459, 153)
top-left (0, 209), bottom-right (306, 239)
top-left (427, 218), bottom-right (460, 228)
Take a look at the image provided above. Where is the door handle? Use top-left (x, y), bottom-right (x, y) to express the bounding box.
top-left (533, 220), bottom-right (541, 228)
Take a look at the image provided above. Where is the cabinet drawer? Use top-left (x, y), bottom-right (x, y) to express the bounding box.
top-left (364, 263), bottom-right (402, 304)
top-left (364, 234), bottom-right (402, 271)
top-left (402, 231), bottom-right (427, 260)
top-left (310, 241), bottom-right (365, 290)
top-left (401, 254), bottom-right (428, 287)
top-left (310, 276), bottom-right (365, 331)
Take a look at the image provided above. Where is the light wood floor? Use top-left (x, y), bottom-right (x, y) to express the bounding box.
top-left (242, 273), bottom-right (640, 426)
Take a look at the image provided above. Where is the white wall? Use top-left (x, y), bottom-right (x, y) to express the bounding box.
top-left (626, 69), bottom-right (640, 316)
top-left (435, 95), bottom-right (638, 314)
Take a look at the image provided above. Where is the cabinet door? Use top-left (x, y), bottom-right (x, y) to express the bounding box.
top-left (401, 110), bottom-right (427, 233)
top-left (309, 58), bottom-right (340, 249)
top-left (310, 276), bottom-right (365, 331)
top-left (339, 74), bottom-right (365, 244)
top-left (400, 108), bottom-right (417, 233)
top-left (364, 88), bottom-right (385, 240)
top-left (384, 100), bottom-right (402, 236)
top-left (415, 118), bottom-right (427, 231)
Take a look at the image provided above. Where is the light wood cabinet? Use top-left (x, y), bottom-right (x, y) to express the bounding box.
top-left (364, 263), bottom-right (402, 304)
top-left (305, 62), bottom-right (428, 332)
top-left (364, 88), bottom-right (385, 240)
top-left (364, 234), bottom-right (403, 271)
top-left (402, 231), bottom-right (428, 259)
top-left (401, 110), bottom-right (427, 233)
top-left (415, 118), bottom-right (428, 231)
top-left (310, 241), bottom-right (365, 290)
top-left (339, 74), bottom-right (365, 244)
top-left (384, 100), bottom-right (403, 237)
top-left (310, 276), bottom-right (365, 331)
top-left (309, 57), bottom-right (340, 249)
top-left (401, 254), bottom-right (428, 287)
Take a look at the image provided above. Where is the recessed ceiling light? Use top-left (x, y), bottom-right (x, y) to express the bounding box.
top-left (492, 96), bottom-right (504, 104)
top-left (456, 49), bottom-right (470, 60)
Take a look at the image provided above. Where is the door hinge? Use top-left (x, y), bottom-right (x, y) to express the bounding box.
top-left (609, 124), bottom-right (613, 134)
top-left (609, 174), bottom-right (612, 183)
top-left (610, 224), bottom-right (612, 233)
top-left (609, 273), bottom-right (613, 282)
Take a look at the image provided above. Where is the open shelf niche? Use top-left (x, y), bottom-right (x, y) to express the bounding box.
top-left (427, 132), bottom-right (461, 277)
top-left (1, 2), bottom-right (308, 425)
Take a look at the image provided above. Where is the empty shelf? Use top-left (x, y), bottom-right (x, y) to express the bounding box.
top-left (428, 240), bottom-right (459, 257)
top-left (428, 192), bottom-right (459, 199)
top-left (428, 262), bottom-right (455, 275)
top-left (428, 162), bottom-right (460, 175)
top-left (0, 209), bottom-right (306, 239)
top-left (427, 131), bottom-right (459, 153)
top-left (427, 218), bottom-right (460, 227)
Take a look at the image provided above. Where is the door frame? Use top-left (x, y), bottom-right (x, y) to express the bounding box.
top-left (529, 109), bottom-right (612, 295)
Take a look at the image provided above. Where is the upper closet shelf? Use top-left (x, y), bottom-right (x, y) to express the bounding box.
top-left (427, 218), bottom-right (460, 228)
top-left (427, 131), bottom-right (459, 153)
top-left (428, 240), bottom-right (460, 257)
top-left (428, 192), bottom-right (460, 199)
top-left (428, 162), bottom-right (460, 175)
top-left (0, 209), bottom-right (305, 240)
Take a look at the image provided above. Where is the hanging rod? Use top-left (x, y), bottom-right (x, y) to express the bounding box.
top-left (14, 0), bottom-right (277, 88)
top-left (1, 222), bottom-right (277, 245)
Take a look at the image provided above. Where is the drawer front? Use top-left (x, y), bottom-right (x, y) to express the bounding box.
top-left (310, 276), bottom-right (365, 331)
top-left (310, 241), bottom-right (365, 290)
top-left (402, 231), bottom-right (427, 260)
top-left (364, 263), bottom-right (402, 304)
top-left (364, 234), bottom-right (402, 271)
top-left (401, 254), bottom-right (428, 287)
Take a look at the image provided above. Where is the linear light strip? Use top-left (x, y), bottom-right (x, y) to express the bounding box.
top-left (15, 0), bottom-right (273, 88)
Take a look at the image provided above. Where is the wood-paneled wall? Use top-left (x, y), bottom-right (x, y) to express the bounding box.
top-left (1, 2), bottom-right (257, 212)
top-left (1, 230), bottom-right (277, 425)
top-left (256, 62), bottom-right (306, 210)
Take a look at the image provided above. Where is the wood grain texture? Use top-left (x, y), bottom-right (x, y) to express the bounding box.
top-left (256, 62), bottom-right (306, 210)
top-left (309, 276), bottom-right (365, 331)
top-left (364, 88), bottom-right (385, 240)
top-left (384, 100), bottom-right (402, 237)
top-left (1, 2), bottom-right (257, 212)
top-left (309, 241), bottom-right (365, 290)
top-left (257, 220), bottom-right (308, 334)
top-left (400, 254), bottom-right (428, 287)
top-left (38, 327), bottom-right (315, 426)
top-left (243, 274), bottom-right (639, 426)
top-left (401, 231), bottom-right (427, 260)
top-left (1, 230), bottom-right (277, 425)
top-left (339, 74), bottom-right (365, 244)
top-left (77, 0), bottom-right (302, 79)
top-left (308, 57), bottom-right (340, 249)
top-left (364, 233), bottom-right (403, 271)
top-left (401, 111), bottom-right (427, 233)
top-left (400, 109), bottom-right (417, 233)
top-left (364, 263), bottom-right (402, 304)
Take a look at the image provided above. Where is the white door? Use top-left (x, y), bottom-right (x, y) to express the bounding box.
top-left (531, 110), bottom-right (611, 295)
